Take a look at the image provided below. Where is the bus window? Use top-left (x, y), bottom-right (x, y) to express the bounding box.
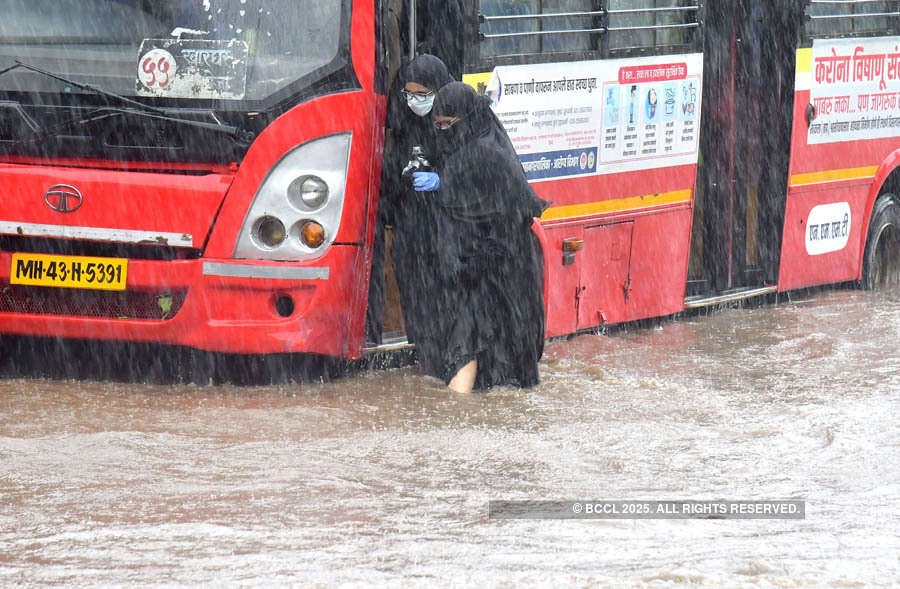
top-left (480, 1), bottom-right (539, 57)
top-left (606, 0), bottom-right (701, 54)
top-left (542, 0), bottom-right (595, 53)
top-left (805, 0), bottom-right (900, 39)
top-left (476, 1), bottom-right (701, 64)
top-left (478, 0), bottom-right (599, 58)
top-left (0, 0), bottom-right (351, 164)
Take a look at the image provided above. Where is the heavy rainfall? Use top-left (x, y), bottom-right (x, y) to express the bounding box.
top-left (2, 0), bottom-right (900, 587)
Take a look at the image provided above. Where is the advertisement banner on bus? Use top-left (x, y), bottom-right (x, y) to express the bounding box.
top-left (809, 36), bottom-right (900, 145)
top-left (469, 54), bottom-right (703, 182)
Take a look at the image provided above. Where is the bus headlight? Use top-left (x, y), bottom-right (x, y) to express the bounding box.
top-left (290, 175), bottom-right (329, 210)
top-left (233, 133), bottom-right (352, 261)
top-left (254, 216), bottom-right (287, 248)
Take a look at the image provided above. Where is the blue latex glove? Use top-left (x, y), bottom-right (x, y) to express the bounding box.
top-left (412, 171), bottom-right (440, 191)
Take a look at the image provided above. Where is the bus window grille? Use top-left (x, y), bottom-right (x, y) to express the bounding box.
top-left (479, 1), bottom-right (604, 57)
top-left (806, 0), bottom-right (900, 39)
top-left (477, 1), bottom-right (701, 58)
top-left (606, 1), bottom-right (702, 54)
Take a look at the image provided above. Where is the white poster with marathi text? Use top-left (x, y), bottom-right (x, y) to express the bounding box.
top-left (809, 37), bottom-right (900, 144)
top-left (480, 54), bottom-right (703, 182)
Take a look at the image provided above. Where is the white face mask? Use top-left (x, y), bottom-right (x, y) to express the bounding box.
top-left (407, 94), bottom-right (435, 117)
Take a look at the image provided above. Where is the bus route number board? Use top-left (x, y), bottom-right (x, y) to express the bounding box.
top-left (10, 253), bottom-right (128, 291)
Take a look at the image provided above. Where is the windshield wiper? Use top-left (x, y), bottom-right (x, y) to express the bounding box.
top-left (2, 61), bottom-right (166, 114)
top-left (2, 61), bottom-right (255, 144)
top-left (76, 107), bottom-right (255, 144)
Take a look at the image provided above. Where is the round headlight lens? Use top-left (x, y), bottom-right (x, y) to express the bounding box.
top-left (299, 220), bottom-right (326, 248)
top-left (289, 175), bottom-right (329, 210)
top-left (254, 216), bottom-right (286, 248)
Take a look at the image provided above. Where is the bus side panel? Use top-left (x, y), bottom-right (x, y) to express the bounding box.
top-left (534, 164), bottom-right (697, 333)
top-left (579, 220), bottom-right (634, 327)
top-left (779, 40), bottom-right (900, 291)
top-left (464, 53), bottom-right (702, 335)
top-left (780, 185), bottom-right (868, 291)
top-left (625, 206), bottom-right (693, 322)
top-left (541, 225), bottom-right (581, 337)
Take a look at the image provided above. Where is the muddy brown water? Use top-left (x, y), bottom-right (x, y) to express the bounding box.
top-left (1, 288), bottom-right (898, 586)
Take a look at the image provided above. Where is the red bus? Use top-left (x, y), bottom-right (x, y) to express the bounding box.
top-left (1, 1), bottom-right (899, 362)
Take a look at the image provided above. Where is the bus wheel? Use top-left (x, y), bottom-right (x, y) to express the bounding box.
top-left (862, 193), bottom-right (900, 290)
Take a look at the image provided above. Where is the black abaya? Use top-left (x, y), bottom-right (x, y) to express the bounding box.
top-left (368, 55), bottom-right (454, 354)
top-left (424, 82), bottom-right (548, 388)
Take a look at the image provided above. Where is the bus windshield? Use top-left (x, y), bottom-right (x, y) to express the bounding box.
top-left (0, 0), bottom-right (347, 104)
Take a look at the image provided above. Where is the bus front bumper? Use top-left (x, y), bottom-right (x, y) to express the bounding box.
top-left (0, 246), bottom-right (364, 357)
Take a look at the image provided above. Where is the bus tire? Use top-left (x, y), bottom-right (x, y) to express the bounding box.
top-left (861, 193), bottom-right (900, 290)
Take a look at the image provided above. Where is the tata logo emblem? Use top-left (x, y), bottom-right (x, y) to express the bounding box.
top-left (44, 184), bottom-right (83, 213)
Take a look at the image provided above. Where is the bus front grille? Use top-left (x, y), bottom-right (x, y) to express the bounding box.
top-left (0, 236), bottom-right (202, 261)
top-left (0, 285), bottom-right (187, 320)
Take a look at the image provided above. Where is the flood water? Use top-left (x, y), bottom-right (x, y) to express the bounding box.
top-left (1, 288), bottom-right (898, 586)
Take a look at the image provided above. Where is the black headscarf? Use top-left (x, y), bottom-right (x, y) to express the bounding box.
top-left (432, 81), bottom-right (549, 222)
top-left (403, 54), bottom-right (453, 94)
top-left (380, 54), bottom-right (455, 223)
top-left (368, 54), bottom-right (454, 348)
top-left (386, 54), bottom-right (453, 134)
top-left (432, 81), bottom-right (490, 155)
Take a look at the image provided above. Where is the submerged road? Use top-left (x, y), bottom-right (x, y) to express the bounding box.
top-left (1, 288), bottom-right (898, 586)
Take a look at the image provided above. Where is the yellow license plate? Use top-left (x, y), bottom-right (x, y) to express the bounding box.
top-left (11, 253), bottom-right (128, 291)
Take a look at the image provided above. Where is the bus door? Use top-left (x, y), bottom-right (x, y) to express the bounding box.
top-left (689, 0), bottom-right (798, 299)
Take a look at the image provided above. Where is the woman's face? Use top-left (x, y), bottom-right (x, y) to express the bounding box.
top-left (434, 115), bottom-right (460, 130)
top-left (404, 81), bottom-right (436, 116)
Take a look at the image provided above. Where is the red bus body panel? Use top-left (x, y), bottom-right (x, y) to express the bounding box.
top-left (534, 166), bottom-right (695, 338)
top-left (779, 42), bottom-right (900, 291)
top-left (0, 163), bottom-right (233, 246)
top-left (468, 53), bottom-right (703, 336)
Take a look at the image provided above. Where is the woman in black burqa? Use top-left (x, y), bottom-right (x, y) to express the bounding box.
top-left (366, 54), bottom-right (454, 348)
top-left (424, 81), bottom-right (548, 393)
